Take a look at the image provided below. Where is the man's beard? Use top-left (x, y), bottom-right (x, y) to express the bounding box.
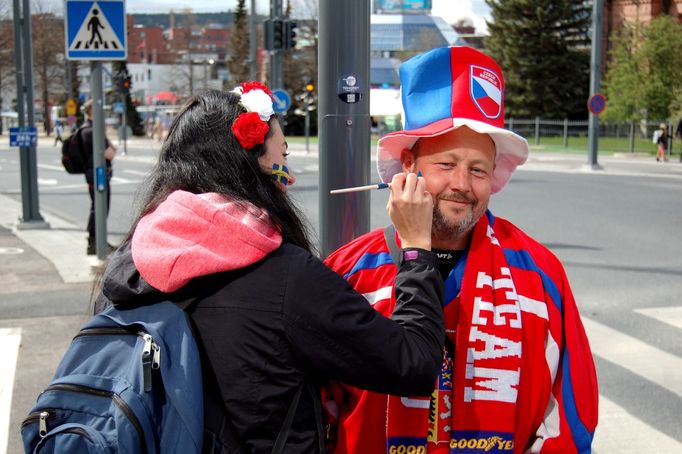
top-left (432, 194), bottom-right (478, 242)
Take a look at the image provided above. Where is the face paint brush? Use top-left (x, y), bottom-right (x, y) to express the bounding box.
top-left (329, 172), bottom-right (422, 194)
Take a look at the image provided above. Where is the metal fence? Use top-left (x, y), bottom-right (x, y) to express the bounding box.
top-left (506, 117), bottom-right (678, 153)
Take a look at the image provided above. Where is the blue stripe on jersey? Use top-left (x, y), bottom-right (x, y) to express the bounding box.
top-left (561, 350), bottom-right (595, 453)
top-left (502, 249), bottom-right (562, 313)
top-left (503, 248), bottom-right (591, 451)
top-left (343, 252), bottom-right (394, 280)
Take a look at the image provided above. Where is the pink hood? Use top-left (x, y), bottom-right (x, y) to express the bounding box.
top-left (132, 190), bottom-right (282, 293)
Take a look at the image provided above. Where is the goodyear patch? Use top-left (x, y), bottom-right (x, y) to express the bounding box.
top-left (449, 431), bottom-right (514, 453)
top-left (387, 436), bottom-right (427, 454)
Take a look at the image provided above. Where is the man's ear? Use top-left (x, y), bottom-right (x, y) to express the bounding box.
top-left (400, 148), bottom-right (415, 173)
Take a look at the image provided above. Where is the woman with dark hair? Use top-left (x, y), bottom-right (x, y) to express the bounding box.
top-left (95, 83), bottom-right (444, 453)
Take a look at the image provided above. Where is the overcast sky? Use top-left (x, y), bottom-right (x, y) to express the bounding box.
top-left (48, 0), bottom-right (491, 33)
top-left (124, 0), bottom-right (492, 28)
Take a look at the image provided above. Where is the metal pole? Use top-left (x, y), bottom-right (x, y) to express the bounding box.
top-left (122, 93), bottom-right (127, 155)
top-left (629, 121), bottom-right (635, 153)
top-left (66, 61), bottom-right (73, 102)
top-left (318, 0), bottom-right (371, 257)
top-left (270, 0), bottom-right (283, 89)
top-left (305, 107), bottom-right (310, 153)
top-left (534, 116), bottom-right (540, 145)
top-left (563, 118), bottom-right (569, 148)
top-left (250, 0), bottom-right (257, 80)
top-left (90, 61), bottom-right (108, 259)
top-left (13, 0), bottom-right (47, 228)
top-left (587, 0), bottom-right (604, 169)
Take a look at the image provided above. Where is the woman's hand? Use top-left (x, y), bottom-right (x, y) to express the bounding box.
top-left (387, 172), bottom-right (433, 251)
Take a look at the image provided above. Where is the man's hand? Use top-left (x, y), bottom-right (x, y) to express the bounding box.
top-left (387, 172), bottom-right (433, 251)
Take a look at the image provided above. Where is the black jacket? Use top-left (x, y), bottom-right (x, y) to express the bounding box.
top-left (99, 241), bottom-right (444, 453)
top-left (78, 120), bottom-right (112, 183)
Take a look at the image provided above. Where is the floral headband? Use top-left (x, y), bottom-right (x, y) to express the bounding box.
top-left (231, 81), bottom-right (275, 150)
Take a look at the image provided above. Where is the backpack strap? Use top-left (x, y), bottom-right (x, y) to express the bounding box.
top-left (383, 224), bottom-right (401, 265)
top-left (270, 383), bottom-right (304, 454)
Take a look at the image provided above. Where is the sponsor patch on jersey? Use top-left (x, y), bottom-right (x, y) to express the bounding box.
top-left (449, 431), bottom-right (513, 453)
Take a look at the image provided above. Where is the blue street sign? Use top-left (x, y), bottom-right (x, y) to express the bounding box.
top-left (65, 0), bottom-right (127, 60)
top-left (9, 127), bottom-right (38, 147)
top-left (271, 89), bottom-right (292, 113)
top-left (113, 101), bottom-right (125, 114)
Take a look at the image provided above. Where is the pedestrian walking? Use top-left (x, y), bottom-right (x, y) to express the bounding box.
top-left (53, 120), bottom-right (64, 146)
top-left (656, 123), bottom-right (669, 162)
top-left (93, 84), bottom-right (446, 452)
top-left (323, 46), bottom-right (598, 454)
top-left (80, 99), bottom-right (117, 254)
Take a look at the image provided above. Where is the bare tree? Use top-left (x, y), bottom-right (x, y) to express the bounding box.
top-left (0, 0), bottom-right (15, 134)
top-left (31, 1), bottom-right (66, 134)
top-left (169, 8), bottom-right (198, 97)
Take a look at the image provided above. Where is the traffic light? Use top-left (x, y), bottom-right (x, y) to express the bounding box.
top-left (122, 76), bottom-right (131, 92)
top-left (305, 82), bottom-right (314, 93)
top-left (284, 20), bottom-right (297, 50)
top-left (272, 19), bottom-right (284, 50)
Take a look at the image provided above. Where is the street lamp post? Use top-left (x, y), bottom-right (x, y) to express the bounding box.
top-left (203, 58), bottom-right (215, 90)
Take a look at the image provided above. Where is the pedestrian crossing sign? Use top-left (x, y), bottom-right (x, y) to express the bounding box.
top-left (65, 0), bottom-right (127, 60)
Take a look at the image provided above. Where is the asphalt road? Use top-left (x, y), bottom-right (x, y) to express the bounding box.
top-left (1, 136), bottom-right (681, 453)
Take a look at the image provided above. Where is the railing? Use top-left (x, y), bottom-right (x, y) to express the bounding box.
top-left (504, 117), bottom-right (677, 154)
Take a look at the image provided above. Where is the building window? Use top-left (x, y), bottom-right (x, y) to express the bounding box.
top-left (148, 69), bottom-right (152, 80)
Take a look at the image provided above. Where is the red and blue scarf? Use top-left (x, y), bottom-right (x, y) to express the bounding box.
top-left (387, 211), bottom-right (527, 453)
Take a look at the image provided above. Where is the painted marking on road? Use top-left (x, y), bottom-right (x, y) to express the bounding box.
top-left (582, 317), bottom-right (682, 398)
top-left (123, 169), bottom-right (149, 176)
top-left (110, 176), bottom-right (140, 184)
top-left (0, 328), bottom-right (21, 454)
top-left (634, 306), bottom-right (682, 330)
top-left (0, 247), bottom-right (23, 255)
top-left (38, 178), bottom-right (58, 186)
top-left (593, 395), bottom-right (682, 454)
top-left (38, 163), bottom-right (66, 172)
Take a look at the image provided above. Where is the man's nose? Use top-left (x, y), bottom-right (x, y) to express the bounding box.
top-left (449, 165), bottom-right (471, 192)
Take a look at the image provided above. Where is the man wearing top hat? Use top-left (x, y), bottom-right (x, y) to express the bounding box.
top-left (324, 46), bottom-right (598, 454)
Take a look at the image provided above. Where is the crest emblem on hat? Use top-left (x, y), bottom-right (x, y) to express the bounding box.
top-left (470, 65), bottom-right (502, 119)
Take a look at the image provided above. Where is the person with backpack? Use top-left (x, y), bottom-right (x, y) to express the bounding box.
top-left (80, 99), bottom-right (117, 254)
top-left (86, 84), bottom-right (445, 452)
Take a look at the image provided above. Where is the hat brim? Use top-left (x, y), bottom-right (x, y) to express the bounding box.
top-left (377, 118), bottom-right (529, 193)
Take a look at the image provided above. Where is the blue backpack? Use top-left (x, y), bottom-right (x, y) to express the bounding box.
top-left (21, 301), bottom-right (204, 453)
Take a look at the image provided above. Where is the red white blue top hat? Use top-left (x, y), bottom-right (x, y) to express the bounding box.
top-left (377, 46), bottom-right (529, 193)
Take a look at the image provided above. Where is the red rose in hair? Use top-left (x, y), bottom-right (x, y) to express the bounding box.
top-left (240, 81), bottom-right (273, 97)
top-left (232, 112), bottom-right (270, 150)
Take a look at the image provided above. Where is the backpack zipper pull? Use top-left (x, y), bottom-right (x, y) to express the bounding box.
top-left (142, 333), bottom-right (153, 392)
top-left (151, 342), bottom-right (161, 370)
top-left (39, 411), bottom-right (49, 437)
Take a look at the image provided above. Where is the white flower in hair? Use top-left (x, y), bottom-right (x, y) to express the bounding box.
top-left (238, 89), bottom-right (275, 122)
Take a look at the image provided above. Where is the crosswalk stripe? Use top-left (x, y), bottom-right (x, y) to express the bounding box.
top-left (593, 395), bottom-right (682, 453)
top-left (582, 317), bottom-right (682, 398)
top-left (0, 328), bottom-right (21, 454)
top-left (634, 306), bottom-right (682, 330)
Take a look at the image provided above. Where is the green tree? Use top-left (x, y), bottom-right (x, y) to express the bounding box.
top-left (603, 16), bottom-right (682, 122)
top-left (227, 0), bottom-right (250, 84)
top-left (111, 61), bottom-right (144, 136)
top-left (484, 0), bottom-right (592, 118)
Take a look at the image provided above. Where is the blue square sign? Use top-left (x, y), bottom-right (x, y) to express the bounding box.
top-left (65, 1), bottom-right (127, 60)
top-left (9, 127), bottom-right (38, 147)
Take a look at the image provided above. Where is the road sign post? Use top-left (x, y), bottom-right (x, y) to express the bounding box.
top-left (65, 0), bottom-right (127, 259)
top-left (12, 0), bottom-right (48, 229)
top-left (587, 0), bottom-right (604, 171)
